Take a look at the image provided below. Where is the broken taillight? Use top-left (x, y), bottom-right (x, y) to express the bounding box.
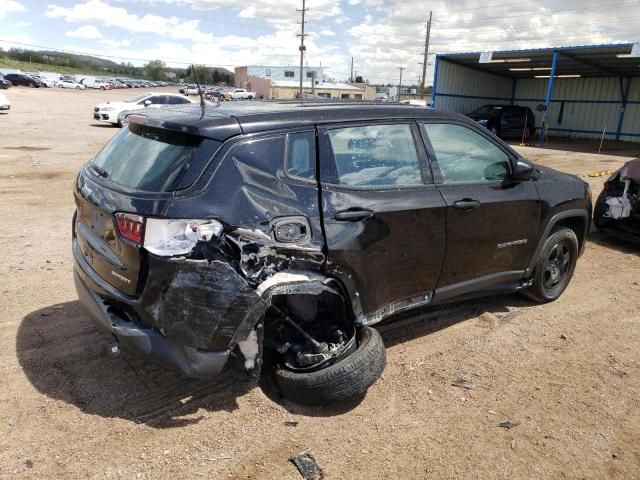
top-left (143, 218), bottom-right (223, 256)
top-left (115, 213), bottom-right (145, 244)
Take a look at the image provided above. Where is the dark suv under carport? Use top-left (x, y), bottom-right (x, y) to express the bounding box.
top-left (467, 104), bottom-right (537, 140)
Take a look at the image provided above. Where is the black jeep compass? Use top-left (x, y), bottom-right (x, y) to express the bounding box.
top-left (72, 101), bottom-right (591, 405)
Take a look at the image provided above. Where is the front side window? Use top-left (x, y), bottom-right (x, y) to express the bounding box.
top-left (325, 124), bottom-right (423, 188)
top-left (422, 123), bottom-right (511, 184)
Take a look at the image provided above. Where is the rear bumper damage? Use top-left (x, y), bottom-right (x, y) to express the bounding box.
top-left (74, 268), bottom-right (231, 378)
top-left (72, 225), bottom-right (332, 378)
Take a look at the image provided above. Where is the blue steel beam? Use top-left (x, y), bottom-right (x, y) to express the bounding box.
top-left (615, 77), bottom-right (631, 141)
top-left (539, 49), bottom-right (559, 146)
top-left (432, 56), bottom-right (440, 108)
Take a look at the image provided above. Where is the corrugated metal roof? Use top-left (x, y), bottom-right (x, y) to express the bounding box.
top-left (437, 43), bottom-right (640, 79)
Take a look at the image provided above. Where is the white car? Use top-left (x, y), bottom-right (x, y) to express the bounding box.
top-left (93, 92), bottom-right (196, 126)
top-left (230, 88), bottom-right (255, 100)
top-left (58, 79), bottom-right (86, 90)
top-left (0, 93), bottom-right (10, 112)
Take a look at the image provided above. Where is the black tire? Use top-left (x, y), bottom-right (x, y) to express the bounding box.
top-left (100, 86), bottom-right (105, 91)
top-left (29, 82), bottom-right (34, 88)
top-left (522, 227), bottom-right (578, 303)
top-left (274, 326), bottom-right (386, 406)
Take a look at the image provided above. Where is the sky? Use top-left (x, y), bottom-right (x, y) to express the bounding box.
top-left (0, 0), bottom-right (638, 85)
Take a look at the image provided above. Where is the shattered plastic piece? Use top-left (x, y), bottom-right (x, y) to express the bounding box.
top-left (451, 378), bottom-right (475, 390)
top-left (237, 329), bottom-right (259, 370)
top-left (290, 450), bottom-right (324, 480)
top-left (498, 420), bottom-right (520, 429)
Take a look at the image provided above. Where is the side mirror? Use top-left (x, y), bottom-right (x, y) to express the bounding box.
top-left (512, 158), bottom-right (535, 181)
top-left (144, 99), bottom-right (152, 106)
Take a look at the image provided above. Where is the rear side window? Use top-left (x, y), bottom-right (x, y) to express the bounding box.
top-left (422, 123), bottom-right (511, 184)
top-left (286, 132), bottom-right (316, 180)
top-left (324, 124), bottom-right (422, 188)
top-left (90, 124), bottom-right (217, 192)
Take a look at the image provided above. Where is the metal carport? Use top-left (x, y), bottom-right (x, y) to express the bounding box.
top-left (432, 44), bottom-right (640, 144)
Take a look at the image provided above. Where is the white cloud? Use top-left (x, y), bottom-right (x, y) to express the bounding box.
top-left (319, 29), bottom-right (335, 36)
top-left (46, 0), bottom-right (212, 42)
top-left (342, 0), bottom-right (639, 85)
top-left (65, 25), bottom-right (102, 39)
top-left (0, 0), bottom-right (25, 19)
top-left (15, 21), bottom-right (31, 27)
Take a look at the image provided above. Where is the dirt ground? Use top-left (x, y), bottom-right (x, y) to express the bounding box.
top-left (1, 87), bottom-right (639, 480)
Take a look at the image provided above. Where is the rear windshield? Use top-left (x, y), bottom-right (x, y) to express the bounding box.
top-left (90, 123), bottom-right (216, 192)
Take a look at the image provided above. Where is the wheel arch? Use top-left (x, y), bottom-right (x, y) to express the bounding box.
top-left (525, 209), bottom-right (589, 277)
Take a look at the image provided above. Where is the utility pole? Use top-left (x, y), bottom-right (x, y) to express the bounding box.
top-left (297, 0), bottom-right (309, 100)
top-left (397, 66), bottom-right (405, 102)
top-left (420, 11), bottom-right (432, 100)
top-left (350, 57), bottom-right (354, 83)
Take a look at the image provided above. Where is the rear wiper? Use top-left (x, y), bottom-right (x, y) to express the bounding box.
top-left (90, 164), bottom-right (109, 178)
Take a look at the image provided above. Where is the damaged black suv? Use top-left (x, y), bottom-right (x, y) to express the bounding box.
top-left (73, 101), bottom-right (591, 405)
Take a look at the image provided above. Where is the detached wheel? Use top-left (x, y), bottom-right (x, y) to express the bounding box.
top-left (523, 227), bottom-right (578, 303)
top-left (275, 326), bottom-right (386, 406)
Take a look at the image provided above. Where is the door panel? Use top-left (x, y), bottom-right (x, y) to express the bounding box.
top-left (435, 182), bottom-right (539, 287)
top-left (421, 122), bottom-right (540, 289)
top-left (319, 123), bottom-right (446, 323)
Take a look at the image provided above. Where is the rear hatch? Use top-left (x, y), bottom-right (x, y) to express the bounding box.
top-left (74, 121), bottom-right (220, 295)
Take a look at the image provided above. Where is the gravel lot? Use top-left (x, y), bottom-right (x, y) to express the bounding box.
top-left (1, 87), bottom-right (639, 480)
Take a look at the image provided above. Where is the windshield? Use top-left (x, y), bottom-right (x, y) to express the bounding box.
top-left (90, 124), bottom-right (213, 192)
top-left (126, 93), bottom-right (152, 103)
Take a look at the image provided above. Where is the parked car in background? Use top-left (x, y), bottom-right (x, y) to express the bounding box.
top-left (0, 74), bottom-right (11, 89)
top-left (25, 73), bottom-right (54, 87)
top-left (399, 99), bottom-right (430, 107)
top-left (73, 102), bottom-right (591, 406)
top-left (594, 158), bottom-right (640, 242)
top-left (80, 76), bottom-right (112, 90)
top-left (180, 85), bottom-right (201, 96)
top-left (467, 104), bottom-right (536, 139)
top-left (58, 79), bottom-right (86, 90)
top-left (3, 73), bottom-right (44, 88)
top-left (230, 88), bottom-right (255, 100)
top-left (93, 92), bottom-right (196, 126)
top-left (0, 93), bottom-right (10, 111)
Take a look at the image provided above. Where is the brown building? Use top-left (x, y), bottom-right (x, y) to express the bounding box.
top-left (235, 66), bottom-right (375, 100)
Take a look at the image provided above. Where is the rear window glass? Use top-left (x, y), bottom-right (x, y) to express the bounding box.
top-left (90, 124), bottom-right (216, 192)
top-left (286, 132), bottom-right (315, 180)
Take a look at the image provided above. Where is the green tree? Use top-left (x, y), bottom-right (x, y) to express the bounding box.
top-left (144, 59), bottom-right (167, 80)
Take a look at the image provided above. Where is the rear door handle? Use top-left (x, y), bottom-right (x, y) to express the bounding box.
top-left (453, 199), bottom-right (481, 211)
top-left (334, 209), bottom-right (374, 221)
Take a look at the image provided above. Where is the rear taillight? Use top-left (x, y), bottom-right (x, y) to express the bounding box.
top-left (144, 218), bottom-right (223, 256)
top-left (115, 213), bottom-right (145, 244)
